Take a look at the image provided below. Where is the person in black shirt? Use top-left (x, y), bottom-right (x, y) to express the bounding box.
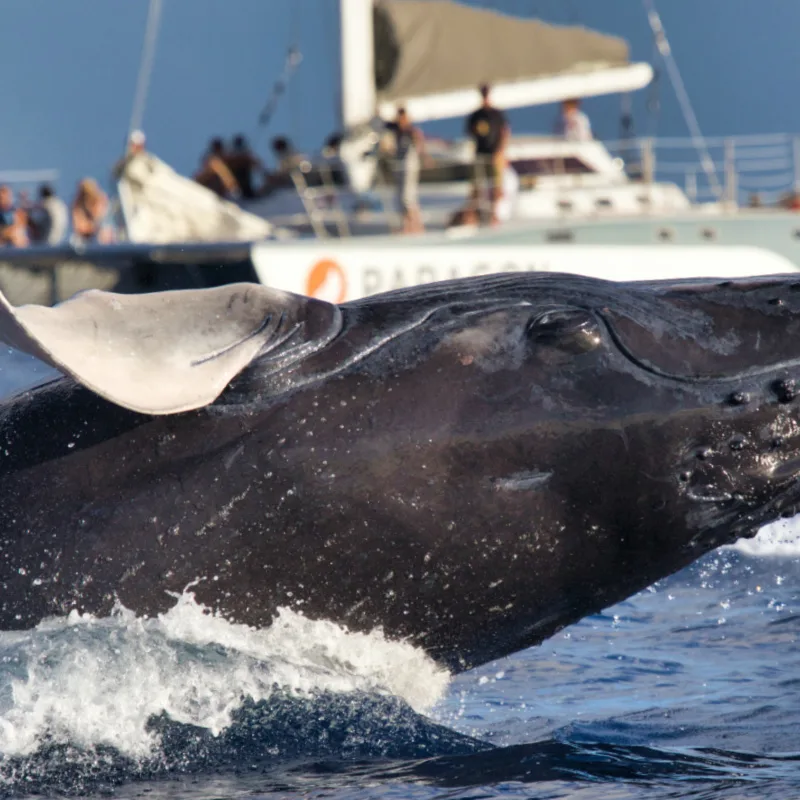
top-left (465, 84), bottom-right (510, 224)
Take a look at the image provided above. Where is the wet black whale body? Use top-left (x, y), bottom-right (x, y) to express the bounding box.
top-left (0, 272), bottom-right (800, 673)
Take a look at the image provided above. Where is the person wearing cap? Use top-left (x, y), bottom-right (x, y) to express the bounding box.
top-left (465, 84), bottom-right (510, 225)
top-left (111, 129), bottom-right (149, 181)
top-left (128, 129), bottom-right (147, 154)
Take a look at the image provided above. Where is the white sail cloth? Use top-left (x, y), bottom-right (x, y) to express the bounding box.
top-left (116, 152), bottom-right (276, 244)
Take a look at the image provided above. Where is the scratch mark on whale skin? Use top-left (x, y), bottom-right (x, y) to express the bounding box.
top-left (491, 471), bottom-right (553, 492)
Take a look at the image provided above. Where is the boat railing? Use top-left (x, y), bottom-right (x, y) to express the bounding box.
top-left (0, 169), bottom-right (60, 186)
top-left (604, 133), bottom-right (800, 208)
top-left (0, 169), bottom-right (62, 208)
top-left (280, 132), bottom-right (800, 239)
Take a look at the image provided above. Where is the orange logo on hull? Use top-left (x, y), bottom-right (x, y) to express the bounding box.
top-left (305, 258), bottom-right (347, 303)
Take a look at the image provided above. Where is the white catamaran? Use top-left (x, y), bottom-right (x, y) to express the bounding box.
top-left (4, 0), bottom-right (800, 306)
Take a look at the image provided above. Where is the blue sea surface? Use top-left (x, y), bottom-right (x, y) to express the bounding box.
top-left (0, 350), bottom-right (798, 799)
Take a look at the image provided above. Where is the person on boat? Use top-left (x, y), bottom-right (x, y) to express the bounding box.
top-left (448, 163), bottom-right (519, 230)
top-left (71, 178), bottom-right (114, 244)
top-left (553, 98), bottom-right (593, 141)
top-left (28, 184), bottom-right (68, 245)
top-left (270, 136), bottom-right (305, 173)
top-left (224, 135), bottom-right (267, 200)
top-left (112, 129), bottom-right (149, 181)
top-left (465, 84), bottom-right (510, 225)
top-left (383, 107), bottom-right (427, 234)
top-left (193, 138), bottom-right (240, 200)
top-left (0, 185), bottom-right (29, 248)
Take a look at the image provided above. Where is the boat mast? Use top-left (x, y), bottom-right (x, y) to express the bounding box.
top-left (338, 0), bottom-right (376, 129)
top-left (128, 0), bottom-right (163, 138)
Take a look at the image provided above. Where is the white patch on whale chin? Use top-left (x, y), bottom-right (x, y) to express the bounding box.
top-left (0, 592), bottom-right (449, 759)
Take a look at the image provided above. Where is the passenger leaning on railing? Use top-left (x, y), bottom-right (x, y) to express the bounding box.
top-left (71, 178), bottom-right (115, 244)
top-left (383, 107), bottom-right (428, 235)
top-left (465, 84), bottom-right (510, 226)
top-left (0, 185), bottom-right (29, 248)
top-left (553, 98), bottom-right (593, 142)
top-left (194, 138), bottom-right (240, 200)
top-left (28, 184), bottom-right (68, 245)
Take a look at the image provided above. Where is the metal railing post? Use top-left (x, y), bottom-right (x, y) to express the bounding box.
top-left (319, 162), bottom-right (351, 238)
top-left (793, 136), bottom-right (800, 192)
top-left (289, 167), bottom-right (329, 240)
top-left (685, 170), bottom-right (697, 202)
top-left (641, 138), bottom-right (654, 184)
top-left (724, 138), bottom-right (737, 206)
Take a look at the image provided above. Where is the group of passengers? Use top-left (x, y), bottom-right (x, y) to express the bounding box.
top-left (0, 178), bottom-right (113, 249)
top-left (192, 134), bottom-right (306, 201)
top-left (381, 83), bottom-right (593, 234)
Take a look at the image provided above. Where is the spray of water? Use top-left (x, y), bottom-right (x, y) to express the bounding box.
top-left (0, 592), bottom-right (450, 759)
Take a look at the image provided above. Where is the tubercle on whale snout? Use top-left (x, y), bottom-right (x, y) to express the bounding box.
top-left (674, 378), bottom-right (800, 531)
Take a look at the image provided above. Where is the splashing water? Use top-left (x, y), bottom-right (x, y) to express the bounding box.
top-left (732, 515), bottom-right (800, 557)
top-left (0, 592), bottom-right (450, 759)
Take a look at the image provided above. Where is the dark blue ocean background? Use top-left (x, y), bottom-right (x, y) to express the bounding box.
top-left (0, 349), bottom-right (799, 799)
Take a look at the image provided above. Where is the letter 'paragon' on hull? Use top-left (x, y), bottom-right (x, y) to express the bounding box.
top-left (1, 272), bottom-right (800, 672)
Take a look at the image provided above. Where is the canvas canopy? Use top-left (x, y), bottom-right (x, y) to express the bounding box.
top-left (374, 0), bottom-right (631, 104)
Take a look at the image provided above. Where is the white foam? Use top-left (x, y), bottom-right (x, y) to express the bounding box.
top-left (731, 515), bottom-right (800, 557)
top-left (0, 593), bottom-right (450, 759)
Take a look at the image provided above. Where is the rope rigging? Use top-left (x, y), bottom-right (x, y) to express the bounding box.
top-left (642, 0), bottom-right (722, 198)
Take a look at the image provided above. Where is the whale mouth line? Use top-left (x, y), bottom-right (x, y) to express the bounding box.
top-left (598, 311), bottom-right (800, 387)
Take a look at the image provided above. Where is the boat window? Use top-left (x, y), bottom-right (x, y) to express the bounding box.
top-left (511, 157), bottom-right (594, 176)
top-left (595, 197), bottom-right (613, 209)
top-left (417, 162), bottom-right (474, 184)
top-left (658, 227), bottom-right (674, 241)
top-left (701, 227), bottom-right (717, 240)
top-left (546, 228), bottom-right (574, 242)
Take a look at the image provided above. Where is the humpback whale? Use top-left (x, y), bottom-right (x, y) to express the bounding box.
top-left (0, 272), bottom-right (799, 672)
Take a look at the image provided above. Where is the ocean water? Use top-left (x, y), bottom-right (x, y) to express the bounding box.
top-left (0, 350), bottom-right (799, 799)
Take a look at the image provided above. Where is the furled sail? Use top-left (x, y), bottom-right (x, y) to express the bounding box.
top-left (373, 0), bottom-right (652, 121)
top-left (115, 152), bottom-right (277, 244)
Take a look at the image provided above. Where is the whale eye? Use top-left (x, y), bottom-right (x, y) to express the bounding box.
top-left (526, 308), bottom-right (602, 354)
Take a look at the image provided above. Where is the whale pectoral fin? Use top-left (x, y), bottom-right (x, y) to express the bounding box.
top-left (0, 283), bottom-right (340, 415)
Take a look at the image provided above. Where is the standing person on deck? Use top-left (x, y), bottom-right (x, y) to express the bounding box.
top-left (383, 107), bottom-right (427, 234)
top-left (465, 84), bottom-right (510, 226)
